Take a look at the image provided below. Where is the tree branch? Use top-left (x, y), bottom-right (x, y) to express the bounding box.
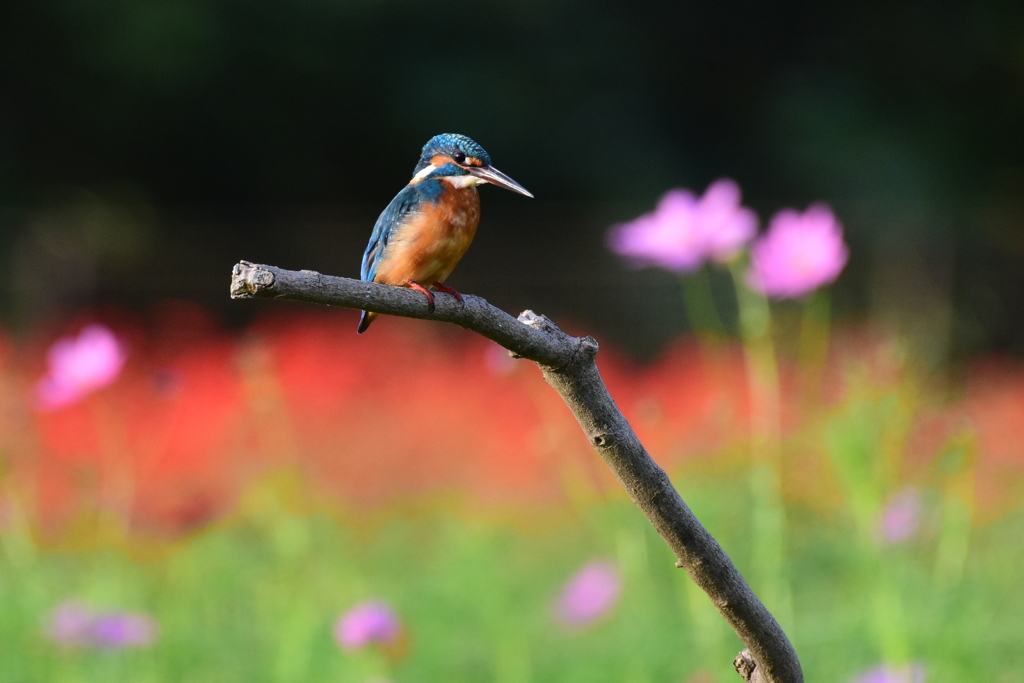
top-left (230, 260), bottom-right (803, 683)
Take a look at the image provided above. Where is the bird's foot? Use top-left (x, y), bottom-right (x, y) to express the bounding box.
top-left (432, 282), bottom-right (464, 304)
top-left (405, 280), bottom-right (436, 313)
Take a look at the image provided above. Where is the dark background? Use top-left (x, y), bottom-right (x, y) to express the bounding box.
top-left (2, 0), bottom-right (1022, 361)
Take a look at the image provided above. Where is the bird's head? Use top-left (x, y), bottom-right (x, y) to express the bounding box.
top-left (410, 133), bottom-right (533, 197)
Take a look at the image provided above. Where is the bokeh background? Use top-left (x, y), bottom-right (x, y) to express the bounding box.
top-left (5, 0), bottom-right (1024, 359)
top-left (1, 2), bottom-right (1023, 682)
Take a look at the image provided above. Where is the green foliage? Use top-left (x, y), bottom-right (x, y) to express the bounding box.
top-left (2, 474), bottom-right (1022, 683)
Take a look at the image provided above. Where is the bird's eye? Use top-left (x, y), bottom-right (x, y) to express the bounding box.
top-left (452, 151), bottom-right (467, 164)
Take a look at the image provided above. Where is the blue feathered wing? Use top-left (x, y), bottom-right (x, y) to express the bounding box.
top-left (357, 183), bottom-right (426, 333)
top-left (360, 184), bottom-right (424, 283)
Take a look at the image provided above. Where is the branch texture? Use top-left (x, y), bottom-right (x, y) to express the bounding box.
top-left (231, 261), bottom-right (803, 683)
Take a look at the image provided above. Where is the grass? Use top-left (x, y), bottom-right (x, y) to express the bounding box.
top-left (2, 468), bottom-right (1023, 683)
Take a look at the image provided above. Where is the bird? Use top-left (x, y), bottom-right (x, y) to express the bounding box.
top-left (356, 133), bottom-right (533, 333)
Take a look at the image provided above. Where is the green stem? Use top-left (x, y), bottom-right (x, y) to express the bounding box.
top-left (798, 289), bottom-right (832, 403)
top-left (854, 522), bottom-right (910, 666)
top-left (728, 261), bottom-right (791, 627)
top-left (934, 437), bottom-right (975, 589)
top-left (680, 267), bottom-right (727, 339)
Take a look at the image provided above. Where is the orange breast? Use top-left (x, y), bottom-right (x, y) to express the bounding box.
top-left (373, 187), bottom-right (481, 287)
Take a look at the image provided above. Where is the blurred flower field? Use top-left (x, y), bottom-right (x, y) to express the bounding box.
top-left (2, 183), bottom-right (1024, 682)
top-left (1, 306), bottom-right (1023, 682)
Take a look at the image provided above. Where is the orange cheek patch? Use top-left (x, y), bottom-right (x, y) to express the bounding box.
top-left (430, 155), bottom-right (454, 167)
top-left (465, 157), bottom-right (484, 167)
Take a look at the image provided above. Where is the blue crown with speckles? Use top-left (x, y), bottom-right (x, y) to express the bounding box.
top-left (413, 134), bottom-right (491, 174)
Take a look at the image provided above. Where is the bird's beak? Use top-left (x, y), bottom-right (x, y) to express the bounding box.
top-left (467, 165), bottom-right (534, 198)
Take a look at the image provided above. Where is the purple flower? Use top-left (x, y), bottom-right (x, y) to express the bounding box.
top-left (554, 559), bottom-right (621, 627)
top-left (693, 179), bottom-right (759, 263)
top-left (746, 204), bottom-right (848, 299)
top-left (879, 488), bottom-right (920, 545)
top-left (608, 189), bottom-right (705, 272)
top-left (607, 179), bottom-right (757, 273)
top-left (850, 663), bottom-right (926, 683)
top-left (45, 601), bottom-right (95, 647)
top-left (35, 324), bottom-right (127, 411)
top-left (90, 612), bottom-right (159, 648)
top-left (335, 601), bottom-right (401, 651)
top-left (45, 601), bottom-right (158, 649)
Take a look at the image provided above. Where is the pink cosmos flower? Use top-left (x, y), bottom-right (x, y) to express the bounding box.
top-left (850, 662), bottom-right (926, 683)
top-left (45, 601), bottom-right (158, 649)
top-left (607, 179), bottom-right (757, 273)
top-left (554, 559), bottom-right (621, 627)
top-left (693, 179), bottom-right (759, 263)
top-left (45, 601), bottom-right (95, 647)
top-left (90, 612), bottom-right (159, 648)
top-left (608, 189), bottom-right (705, 272)
top-left (746, 204), bottom-right (849, 299)
top-left (879, 488), bottom-right (920, 545)
top-left (35, 324), bottom-right (127, 411)
top-left (334, 601), bottom-right (401, 651)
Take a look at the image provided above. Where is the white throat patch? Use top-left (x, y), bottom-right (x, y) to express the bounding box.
top-left (442, 174), bottom-right (486, 189)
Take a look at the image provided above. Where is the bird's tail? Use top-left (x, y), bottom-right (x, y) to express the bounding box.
top-left (356, 310), bottom-right (378, 334)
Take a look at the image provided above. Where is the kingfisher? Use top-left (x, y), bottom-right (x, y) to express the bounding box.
top-left (356, 133), bottom-right (533, 333)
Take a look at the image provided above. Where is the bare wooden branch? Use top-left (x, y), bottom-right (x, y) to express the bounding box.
top-left (231, 260), bottom-right (803, 683)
